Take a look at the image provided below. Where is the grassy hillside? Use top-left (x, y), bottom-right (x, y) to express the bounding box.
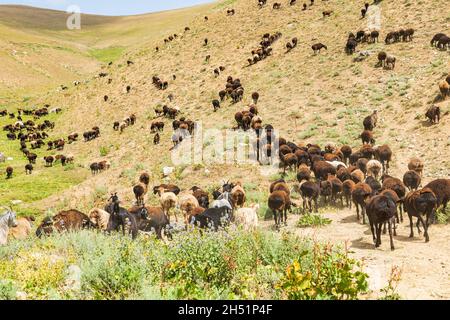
top-left (1, 0), bottom-right (449, 211)
top-left (0, 4), bottom-right (215, 100)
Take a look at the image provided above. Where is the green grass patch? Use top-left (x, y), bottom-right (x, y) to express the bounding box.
top-left (298, 125), bottom-right (318, 139)
top-left (99, 146), bottom-right (110, 157)
top-left (0, 110), bottom-right (88, 212)
top-left (88, 46), bottom-right (125, 63)
top-left (297, 213), bottom-right (332, 228)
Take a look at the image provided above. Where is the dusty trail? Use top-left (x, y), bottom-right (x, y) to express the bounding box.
top-left (262, 208), bottom-right (450, 300)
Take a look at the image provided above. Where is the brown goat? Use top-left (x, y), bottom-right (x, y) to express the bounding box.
top-left (231, 183), bottom-right (246, 208)
top-left (366, 195), bottom-right (397, 250)
top-left (361, 130), bottom-right (375, 145)
top-left (377, 51), bottom-right (387, 67)
top-left (408, 158), bottom-right (424, 177)
top-left (404, 188), bottom-right (438, 242)
top-left (297, 164), bottom-right (311, 182)
top-left (328, 175), bottom-right (344, 205)
top-left (153, 133), bottom-right (160, 145)
top-left (268, 190), bottom-right (290, 228)
top-left (312, 160), bottom-right (336, 181)
top-left (352, 182), bottom-right (372, 223)
top-left (342, 179), bottom-right (356, 209)
top-left (312, 43), bottom-right (327, 54)
top-left (425, 105), bottom-right (440, 124)
top-left (281, 153), bottom-right (298, 173)
top-left (363, 110), bottom-right (378, 131)
top-left (403, 170), bottom-right (421, 191)
top-left (380, 189), bottom-right (402, 224)
top-left (423, 179), bottom-right (450, 213)
top-left (374, 145), bottom-right (392, 174)
top-left (36, 210), bottom-right (93, 237)
top-left (298, 180), bottom-right (320, 213)
top-left (6, 166), bottom-right (13, 179)
top-left (439, 80), bottom-right (449, 99)
top-left (351, 169), bottom-right (365, 184)
top-left (381, 174), bottom-right (407, 222)
top-left (340, 145), bottom-right (353, 165)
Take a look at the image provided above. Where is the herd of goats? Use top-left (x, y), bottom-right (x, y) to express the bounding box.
top-left (1, 103), bottom-right (449, 250)
top-left (1, 0), bottom-right (450, 250)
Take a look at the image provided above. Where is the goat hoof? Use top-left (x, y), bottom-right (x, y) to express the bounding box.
top-left (391, 246), bottom-right (395, 251)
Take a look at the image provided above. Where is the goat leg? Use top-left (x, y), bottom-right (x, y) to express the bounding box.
top-left (376, 223), bottom-right (382, 247)
top-left (362, 206), bottom-right (366, 224)
top-left (273, 210), bottom-right (278, 228)
top-left (356, 203), bottom-right (360, 221)
top-left (424, 213), bottom-right (430, 243)
top-left (393, 218), bottom-right (397, 236)
top-left (408, 214), bottom-right (414, 238)
top-left (388, 221), bottom-right (395, 251)
top-left (399, 203), bottom-right (404, 222)
top-left (420, 215), bottom-right (429, 243)
top-left (370, 221), bottom-right (376, 244)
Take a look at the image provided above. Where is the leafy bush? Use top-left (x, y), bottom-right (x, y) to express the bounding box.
top-left (277, 244), bottom-right (368, 300)
top-left (0, 280), bottom-right (16, 300)
top-left (80, 239), bottom-right (146, 299)
top-left (99, 146), bottom-right (110, 157)
top-left (0, 250), bottom-right (68, 299)
top-left (297, 214), bottom-right (332, 228)
top-left (435, 209), bottom-right (450, 224)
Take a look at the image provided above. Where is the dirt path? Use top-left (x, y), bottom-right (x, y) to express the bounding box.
top-left (261, 208), bottom-right (450, 300)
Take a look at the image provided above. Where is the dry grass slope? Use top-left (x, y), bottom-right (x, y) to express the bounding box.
top-left (13, 0), bottom-right (447, 209)
top-left (0, 4), bottom-right (214, 100)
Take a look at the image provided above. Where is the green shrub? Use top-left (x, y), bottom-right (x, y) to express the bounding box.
top-left (297, 214), bottom-right (332, 228)
top-left (435, 209), bottom-right (450, 224)
top-left (0, 280), bottom-right (17, 300)
top-left (277, 244), bottom-right (368, 300)
top-left (0, 229), bottom-right (369, 300)
top-left (99, 146), bottom-right (110, 157)
top-left (80, 239), bottom-right (146, 300)
top-left (0, 249), bottom-right (68, 299)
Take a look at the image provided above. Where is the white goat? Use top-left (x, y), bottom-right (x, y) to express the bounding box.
top-left (235, 204), bottom-right (260, 231)
top-left (0, 209), bottom-right (18, 246)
